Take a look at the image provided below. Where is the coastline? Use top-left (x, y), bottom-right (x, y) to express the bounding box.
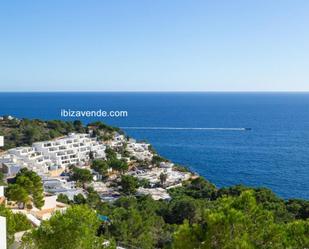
top-left (0, 117), bottom-right (308, 248)
top-left (1, 91), bottom-right (309, 200)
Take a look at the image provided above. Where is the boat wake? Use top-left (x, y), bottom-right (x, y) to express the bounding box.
top-left (121, 127), bottom-right (250, 131)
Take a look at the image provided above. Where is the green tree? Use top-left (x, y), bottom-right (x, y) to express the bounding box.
top-left (103, 196), bottom-right (171, 249)
top-left (186, 177), bottom-right (217, 199)
top-left (24, 126), bottom-right (41, 144)
top-left (91, 159), bottom-right (109, 176)
top-left (14, 168), bottom-right (45, 209)
top-left (168, 177), bottom-right (217, 201)
top-left (22, 205), bottom-right (103, 249)
top-left (172, 191), bottom-right (309, 249)
top-left (138, 178), bottom-right (151, 188)
top-left (120, 175), bottom-right (139, 195)
top-left (87, 192), bottom-right (101, 208)
top-left (109, 158), bottom-right (128, 173)
top-left (174, 177), bottom-right (216, 198)
top-left (0, 204), bottom-right (31, 245)
top-left (166, 197), bottom-right (202, 225)
top-left (86, 188), bottom-right (101, 208)
top-left (108, 206), bottom-right (164, 249)
top-left (151, 155), bottom-right (167, 165)
top-left (73, 120), bottom-right (84, 133)
top-left (48, 129), bottom-right (61, 139)
top-left (6, 184), bottom-right (30, 208)
top-left (74, 193), bottom-right (86, 205)
top-left (0, 172), bottom-right (5, 185)
top-left (285, 220), bottom-right (309, 248)
top-left (71, 167), bottom-right (93, 186)
top-left (105, 147), bottom-right (117, 160)
top-left (56, 194), bottom-right (70, 204)
top-left (286, 199), bottom-right (309, 220)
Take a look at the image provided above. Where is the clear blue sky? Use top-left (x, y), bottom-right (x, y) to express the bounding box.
top-left (0, 0), bottom-right (308, 91)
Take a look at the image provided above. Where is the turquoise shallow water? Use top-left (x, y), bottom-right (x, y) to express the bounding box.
top-left (0, 92), bottom-right (308, 199)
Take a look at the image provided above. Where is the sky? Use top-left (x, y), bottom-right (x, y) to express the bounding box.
top-left (0, 0), bottom-right (308, 92)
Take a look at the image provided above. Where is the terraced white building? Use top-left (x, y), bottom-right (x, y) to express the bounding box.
top-left (0, 133), bottom-right (106, 176)
top-left (126, 140), bottom-right (153, 161)
top-left (8, 147), bottom-right (52, 174)
top-left (33, 133), bottom-right (106, 167)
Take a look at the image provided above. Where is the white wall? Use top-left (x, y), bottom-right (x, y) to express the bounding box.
top-left (0, 136), bottom-right (3, 147)
top-left (0, 216), bottom-right (6, 249)
top-left (0, 136), bottom-right (6, 249)
top-left (0, 186), bottom-right (4, 198)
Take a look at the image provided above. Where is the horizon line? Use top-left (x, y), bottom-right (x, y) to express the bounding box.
top-left (1, 90), bottom-right (309, 93)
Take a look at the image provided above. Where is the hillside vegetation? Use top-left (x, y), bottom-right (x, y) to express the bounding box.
top-left (18, 179), bottom-right (309, 249)
top-left (0, 117), bottom-right (119, 150)
top-left (0, 118), bottom-right (308, 248)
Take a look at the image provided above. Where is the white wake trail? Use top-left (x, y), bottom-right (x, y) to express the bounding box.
top-left (121, 127), bottom-right (250, 131)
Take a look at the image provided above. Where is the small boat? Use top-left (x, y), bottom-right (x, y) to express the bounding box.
top-left (244, 128), bottom-right (252, 131)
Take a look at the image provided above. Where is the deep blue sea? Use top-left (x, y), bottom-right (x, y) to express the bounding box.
top-left (0, 92), bottom-right (308, 199)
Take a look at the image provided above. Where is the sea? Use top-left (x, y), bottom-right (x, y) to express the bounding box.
top-left (0, 92), bottom-right (308, 199)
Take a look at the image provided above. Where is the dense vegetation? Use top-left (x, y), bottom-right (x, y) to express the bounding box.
top-left (0, 117), bottom-right (119, 150)
top-left (6, 168), bottom-right (45, 209)
top-left (21, 177), bottom-right (309, 249)
top-left (20, 205), bottom-right (111, 249)
top-left (1, 118), bottom-right (308, 248)
top-left (70, 166), bottom-right (93, 186)
top-left (90, 153), bottom-right (128, 177)
top-left (0, 204), bottom-right (31, 245)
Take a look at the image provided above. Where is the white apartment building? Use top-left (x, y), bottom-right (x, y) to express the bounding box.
top-left (8, 147), bottom-right (52, 175)
top-left (126, 141), bottom-right (153, 161)
top-left (0, 136), bottom-right (6, 249)
top-left (0, 154), bottom-right (26, 176)
top-left (33, 133), bottom-right (106, 168)
top-left (108, 134), bottom-right (126, 148)
top-left (0, 133), bottom-right (106, 176)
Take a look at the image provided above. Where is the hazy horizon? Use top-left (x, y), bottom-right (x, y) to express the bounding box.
top-left (1, 90), bottom-right (309, 93)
